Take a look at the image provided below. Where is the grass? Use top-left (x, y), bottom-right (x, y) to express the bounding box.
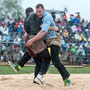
top-left (48, 66), bottom-right (90, 74)
top-left (0, 65), bottom-right (90, 75)
top-left (0, 65), bottom-right (35, 75)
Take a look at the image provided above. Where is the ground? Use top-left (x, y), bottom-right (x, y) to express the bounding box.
top-left (0, 74), bottom-right (90, 90)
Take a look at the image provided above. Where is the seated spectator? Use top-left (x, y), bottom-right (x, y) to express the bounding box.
top-left (77, 52), bottom-right (84, 65)
top-left (71, 25), bottom-right (76, 33)
top-left (3, 48), bottom-right (13, 61)
top-left (63, 29), bottom-right (69, 38)
top-left (63, 13), bottom-right (67, 22)
top-left (69, 45), bottom-right (78, 65)
top-left (61, 20), bottom-right (67, 27)
top-left (13, 47), bottom-right (22, 62)
top-left (76, 24), bottom-right (81, 32)
top-left (2, 25), bottom-right (9, 35)
top-left (68, 32), bottom-right (75, 43)
top-left (14, 35), bottom-right (21, 44)
top-left (17, 22), bottom-right (23, 38)
top-left (12, 22), bottom-right (17, 40)
top-left (0, 24), bottom-right (4, 35)
top-left (56, 18), bottom-right (61, 28)
top-left (61, 44), bottom-right (68, 53)
top-left (76, 13), bottom-right (81, 21)
top-left (74, 17), bottom-right (80, 25)
top-left (77, 45), bottom-right (85, 56)
top-left (84, 50), bottom-right (90, 64)
top-left (78, 33), bottom-right (87, 44)
top-left (63, 29), bottom-right (69, 43)
top-left (20, 42), bottom-right (25, 52)
top-left (4, 35), bottom-right (11, 42)
top-left (7, 22), bottom-right (13, 38)
top-left (74, 32), bottom-right (80, 43)
top-left (69, 14), bottom-right (74, 26)
top-left (0, 49), bottom-right (3, 61)
top-left (12, 43), bottom-right (20, 51)
top-left (88, 37), bottom-right (90, 45)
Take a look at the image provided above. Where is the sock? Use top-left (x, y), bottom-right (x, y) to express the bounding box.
top-left (36, 74), bottom-right (43, 80)
top-left (15, 64), bottom-right (21, 70)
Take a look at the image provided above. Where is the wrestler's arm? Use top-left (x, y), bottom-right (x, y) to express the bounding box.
top-left (40, 25), bottom-right (58, 31)
top-left (49, 26), bottom-right (59, 31)
top-left (25, 30), bottom-right (46, 47)
top-left (26, 15), bottom-right (55, 47)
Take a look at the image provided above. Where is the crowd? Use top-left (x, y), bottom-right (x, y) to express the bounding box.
top-left (0, 12), bottom-right (90, 65)
top-left (0, 16), bottom-right (25, 62)
top-left (55, 12), bottom-right (90, 65)
top-left (0, 16), bottom-right (25, 42)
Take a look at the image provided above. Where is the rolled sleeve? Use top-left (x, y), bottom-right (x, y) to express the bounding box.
top-left (41, 16), bottom-right (51, 32)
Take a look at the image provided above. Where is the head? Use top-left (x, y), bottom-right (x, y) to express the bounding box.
top-left (15, 47), bottom-right (20, 52)
top-left (25, 7), bottom-right (34, 16)
top-left (36, 4), bottom-right (45, 18)
top-left (69, 44), bottom-right (72, 48)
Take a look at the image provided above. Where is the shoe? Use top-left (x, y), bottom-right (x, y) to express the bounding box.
top-left (8, 61), bottom-right (19, 72)
top-left (34, 74), bottom-right (45, 85)
top-left (32, 80), bottom-right (39, 85)
top-left (64, 78), bottom-right (71, 86)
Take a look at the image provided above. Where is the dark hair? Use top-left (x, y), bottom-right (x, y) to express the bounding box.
top-left (36, 4), bottom-right (44, 9)
top-left (26, 7), bottom-right (34, 14)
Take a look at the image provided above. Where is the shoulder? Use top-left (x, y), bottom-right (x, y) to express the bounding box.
top-left (28, 14), bottom-right (36, 19)
top-left (30, 13), bottom-right (36, 17)
top-left (30, 14), bottom-right (39, 22)
top-left (26, 14), bottom-right (35, 20)
top-left (43, 11), bottom-right (52, 20)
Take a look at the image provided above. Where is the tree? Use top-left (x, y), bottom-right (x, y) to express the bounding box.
top-left (0, 0), bottom-right (24, 18)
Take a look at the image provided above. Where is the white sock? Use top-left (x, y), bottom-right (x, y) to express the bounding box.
top-left (36, 74), bottom-right (43, 80)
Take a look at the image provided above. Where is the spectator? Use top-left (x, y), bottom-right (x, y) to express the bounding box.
top-left (77, 45), bottom-right (85, 56)
top-left (13, 47), bottom-right (22, 62)
top-left (0, 24), bottom-right (4, 35)
top-left (12, 22), bottom-right (17, 40)
top-left (69, 45), bottom-right (78, 65)
top-left (76, 24), bottom-right (81, 32)
top-left (56, 18), bottom-right (61, 28)
top-left (71, 25), bottom-right (76, 33)
top-left (17, 22), bottom-right (23, 38)
top-left (77, 52), bottom-right (84, 65)
top-left (69, 14), bottom-right (74, 26)
top-left (63, 29), bottom-right (69, 43)
top-left (3, 48), bottom-right (13, 61)
top-left (78, 33), bottom-right (87, 44)
top-left (74, 17), bottom-right (80, 25)
top-left (63, 13), bottom-right (67, 22)
top-left (74, 32), bottom-right (80, 43)
top-left (7, 22), bottom-right (13, 38)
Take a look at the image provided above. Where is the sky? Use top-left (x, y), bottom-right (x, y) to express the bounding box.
top-left (22, 0), bottom-right (90, 20)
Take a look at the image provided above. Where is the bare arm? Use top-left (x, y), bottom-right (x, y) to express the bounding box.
top-left (49, 26), bottom-right (59, 31)
top-left (25, 30), bottom-right (46, 47)
top-left (25, 26), bottom-right (58, 47)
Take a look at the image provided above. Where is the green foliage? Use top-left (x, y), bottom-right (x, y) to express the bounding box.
top-left (0, 65), bottom-right (90, 75)
top-left (0, 0), bottom-right (23, 17)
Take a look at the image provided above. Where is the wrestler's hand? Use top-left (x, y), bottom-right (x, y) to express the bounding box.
top-left (25, 39), bottom-right (33, 47)
top-left (55, 27), bottom-right (59, 31)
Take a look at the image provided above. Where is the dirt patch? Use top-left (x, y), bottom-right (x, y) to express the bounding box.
top-left (0, 74), bottom-right (90, 90)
